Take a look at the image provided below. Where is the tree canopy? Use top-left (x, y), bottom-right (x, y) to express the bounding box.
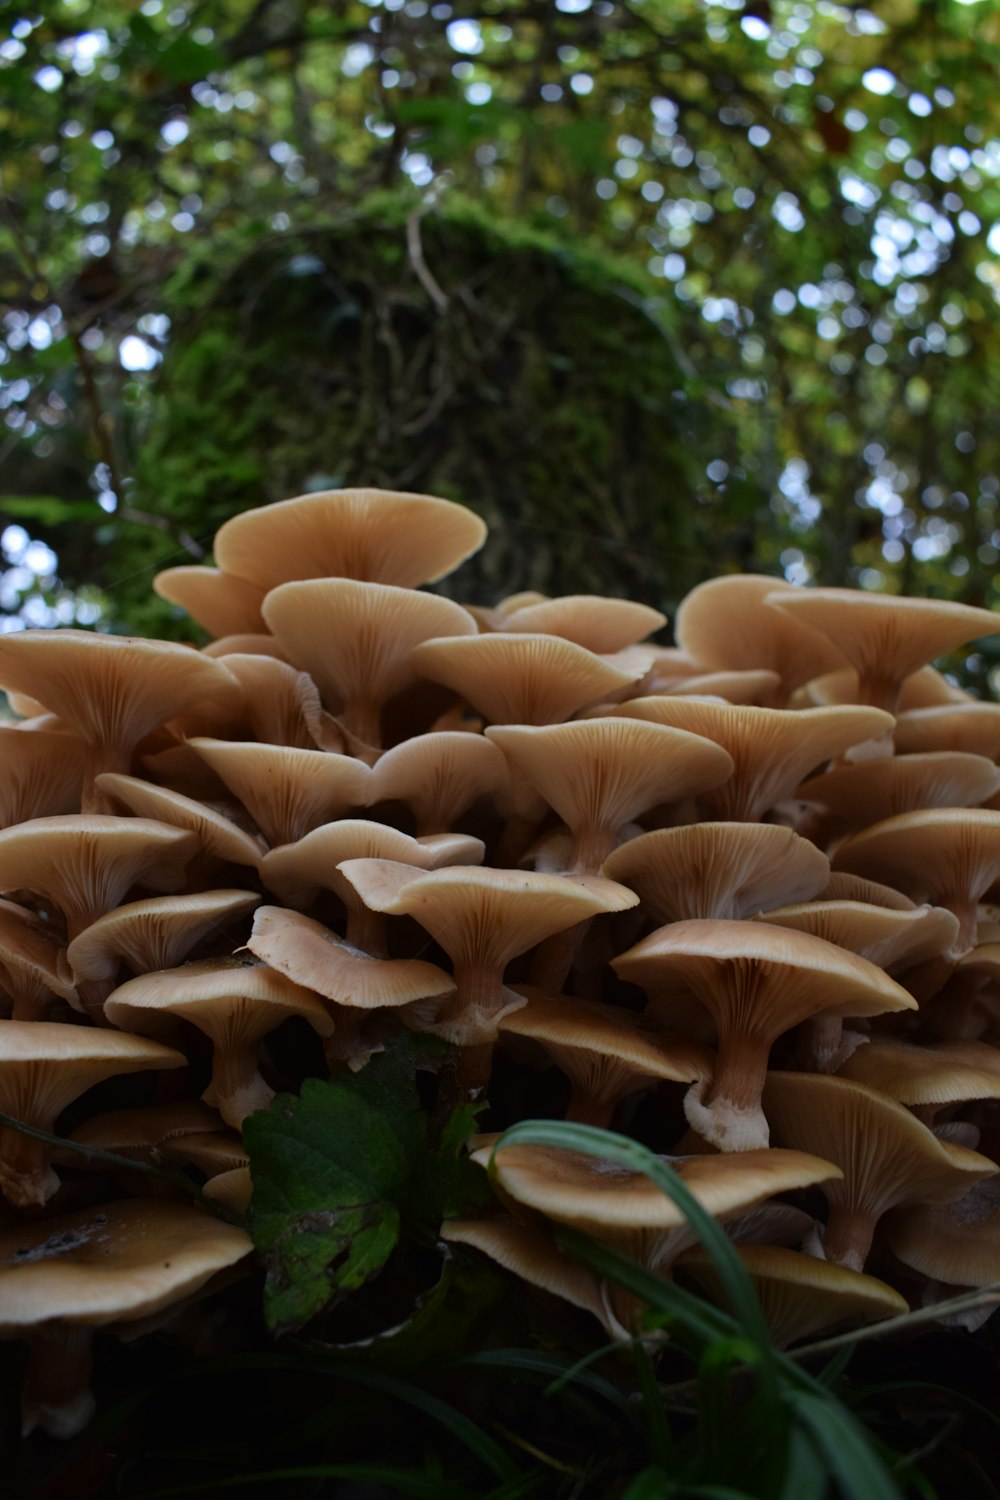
top-left (3, 0), bottom-right (1000, 676)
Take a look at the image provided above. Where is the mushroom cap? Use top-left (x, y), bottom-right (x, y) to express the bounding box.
top-left (214, 654), bottom-right (334, 751)
top-left (820, 872), bottom-right (915, 910)
top-left (754, 901), bottom-right (959, 972)
top-left (96, 773), bottom-right (265, 869)
top-left (0, 630), bottom-right (243, 755)
top-left (894, 703), bottom-right (1000, 758)
top-left (0, 1019), bottom-right (185, 1079)
top-left (797, 753), bottom-right (1000, 828)
top-left (484, 720), bottom-right (733, 853)
top-left (0, 1199), bottom-right (251, 1328)
top-left (104, 954), bottom-right (335, 1039)
top-left (0, 724), bottom-right (85, 828)
top-left (766, 589), bottom-right (999, 709)
top-left (369, 732), bottom-right (510, 830)
top-left (186, 740), bottom-right (371, 847)
top-left (0, 899), bottom-right (77, 1007)
top-left (613, 918), bottom-right (916, 1036)
top-left (441, 1218), bottom-right (614, 1333)
top-left (409, 634), bottom-right (644, 726)
top-left (659, 668), bottom-right (782, 705)
top-left (837, 1038), bottom-right (1000, 1107)
top-left (613, 698), bottom-right (893, 821)
top-left (677, 1244), bottom-right (907, 1348)
top-left (336, 861), bottom-right (638, 968)
top-left (499, 596), bottom-right (666, 653)
top-left (68, 1099), bottom-right (223, 1161)
top-left (261, 579), bottom-right (477, 718)
top-left (474, 1141), bottom-right (841, 1233)
top-left (673, 575), bottom-right (847, 692)
top-left (152, 567), bottom-right (267, 639)
top-left (214, 488), bottom-right (487, 591)
top-left (260, 820), bottom-right (483, 908)
top-left (66, 890), bottom-right (261, 985)
top-left (201, 634), bottom-right (288, 661)
top-left (0, 816), bottom-right (198, 937)
top-left (886, 1177), bottom-right (1000, 1289)
top-left (246, 906), bottom-right (456, 1009)
top-left (602, 823), bottom-right (829, 924)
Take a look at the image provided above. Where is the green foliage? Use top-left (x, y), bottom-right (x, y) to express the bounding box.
top-left (244, 1034), bottom-right (487, 1333)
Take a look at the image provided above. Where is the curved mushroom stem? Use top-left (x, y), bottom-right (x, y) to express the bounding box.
top-left (340, 700), bottom-right (383, 762)
top-left (529, 918), bottom-right (592, 993)
top-left (82, 742), bottom-right (135, 815)
top-left (20, 1325), bottom-right (95, 1439)
top-left (203, 1041), bottom-right (274, 1128)
top-left (683, 1033), bottom-right (771, 1152)
top-left (75, 977), bottom-right (117, 1026)
top-left (0, 1123), bottom-right (61, 1207)
top-left (344, 904), bottom-right (388, 960)
top-left (819, 1206), bottom-right (877, 1272)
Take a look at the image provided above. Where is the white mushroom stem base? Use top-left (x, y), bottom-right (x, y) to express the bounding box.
top-left (0, 1123), bottom-right (61, 1208)
top-left (682, 1036), bottom-right (771, 1152)
top-left (819, 1207), bottom-right (877, 1272)
top-left (422, 965), bottom-right (528, 1099)
top-left (20, 1325), bottom-right (95, 1439)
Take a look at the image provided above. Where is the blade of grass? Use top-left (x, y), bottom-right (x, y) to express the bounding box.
top-left (632, 1338), bottom-right (674, 1468)
top-left (786, 1389), bottom-right (903, 1500)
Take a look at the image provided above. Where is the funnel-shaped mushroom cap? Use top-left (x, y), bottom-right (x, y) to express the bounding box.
top-left (214, 654), bottom-right (336, 751)
top-left (0, 725), bottom-right (85, 828)
top-left (614, 698), bottom-right (892, 822)
top-left (105, 955), bottom-right (334, 1126)
top-left (261, 820), bottom-right (484, 909)
top-left (0, 1022), bottom-right (185, 1205)
top-left (674, 575), bottom-right (848, 693)
top-left (486, 720), bottom-right (733, 873)
top-left (0, 631), bottom-right (243, 809)
top-left (0, 816), bottom-right (198, 941)
top-left (838, 1038), bottom-right (1000, 1108)
top-left (766, 589), bottom-right (1000, 712)
top-left (369, 732), bottom-right (511, 834)
top-left (833, 808), bottom-right (1000, 953)
top-left (614, 920), bottom-right (915, 1152)
top-left (755, 901), bottom-right (959, 972)
top-left (894, 703), bottom-right (1000, 758)
top-left (499, 596), bottom-right (666, 653)
top-left (96, 773), bottom-right (265, 870)
top-left (152, 567), bottom-right (267, 639)
top-left (602, 823), bottom-right (829, 924)
top-left (677, 1245), bottom-right (907, 1348)
top-left (410, 635), bottom-right (643, 726)
top-left (442, 1218), bottom-right (615, 1335)
top-left (187, 740), bottom-right (370, 846)
top-left (262, 580), bottom-right (477, 742)
top-left (0, 899), bottom-right (77, 1018)
top-left (247, 905), bottom-right (455, 1009)
top-left (886, 1178), bottom-right (1000, 1293)
top-left (500, 986), bottom-right (711, 1126)
top-left (474, 1142), bottom-right (840, 1268)
top-left (798, 754), bottom-right (1000, 829)
top-left (66, 890), bottom-right (260, 986)
top-left (0, 1198), bottom-right (251, 1326)
top-left (214, 488), bottom-right (487, 591)
top-left (763, 1072), bottom-right (998, 1270)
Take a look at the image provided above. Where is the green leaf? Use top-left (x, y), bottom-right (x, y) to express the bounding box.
top-left (0, 496), bottom-right (98, 527)
top-left (158, 35), bottom-right (228, 83)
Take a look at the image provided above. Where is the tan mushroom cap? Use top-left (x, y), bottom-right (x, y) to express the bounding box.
top-left (602, 823), bottom-right (829, 924)
top-left (0, 724), bottom-right (85, 828)
top-left (763, 1071), bottom-right (998, 1270)
top-left (67, 1098), bottom-right (223, 1164)
top-left (894, 703), bottom-right (1000, 758)
top-left (0, 1022), bottom-right (186, 1206)
top-left (215, 654), bottom-right (338, 751)
top-left (886, 1177), bottom-right (1000, 1293)
top-left (104, 954), bottom-right (334, 1126)
top-left (0, 899), bottom-right (77, 1020)
top-left (152, 566), bottom-right (267, 639)
top-left (820, 872), bottom-right (915, 910)
top-left (0, 1197), bottom-right (251, 1325)
top-left (0, 815), bottom-right (198, 943)
top-left (0, 631), bottom-right (243, 810)
top-left (187, 739), bottom-right (371, 847)
top-left (168, 1132), bottom-right (249, 1176)
top-left (613, 919), bottom-right (916, 1152)
top-left (261, 579), bottom-right (477, 749)
top-left (677, 1245), bottom-right (907, 1348)
top-left (499, 596), bottom-right (666, 654)
top-left (201, 633), bottom-right (288, 662)
top-left (499, 986), bottom-right (712, 1127)
top-left (66, 890), bottom-right (261, 986)
top-left (485, 720), bottom-right (733, 874)
top-left (755, 901), bottom-right (960, 973)
top-left (409, 634), bottom-right (644, 726)
top-left (201, 1166), bottom-right (253, 1213)
top-left (662, 668), bottom-right (782, 705)
top-left (369, 732), bottom-right (511, 836)
top-left (832, 808), bottom-right (1000, 953)
top-left (838, 1038), bottom-right (1000, 1108)
top-left (797, 753), bottom-right (1000, 830)
top-left (767, 589), bottom-right (999, 713)
top-left (214, 487), bottom-right (487, 592)
top-left (442, 1217), bottom-right (616, 1336)
top-left (614, 698), bottom-right (892, 822)
top-left (96, 773), bottom-right (265, 870)
top-left (797, 665), bottom-right (968, 712)
top-left (337, 860), bottom-right (637, 1046)
top-left (674, 574), bottom-right (848, 696)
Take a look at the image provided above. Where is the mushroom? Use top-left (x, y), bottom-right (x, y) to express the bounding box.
top-left (0, 723), bottom-right (85, 828)
top-left (214, 653), bottom-right (341, 751)
top-left (796, 753), bottom-right (1000, 837)
top-left (368, 732), bottom-right (511, 838)
top-left (885, 1177), bottom-right (1000, 1331)
top-left (0, 899), bottom-right (78, 1020)
top-left (66, 889), bottom-right (261, 995)
top-left (152, 566), bottom-right (267, 639)
top-left (95, 772), bottom-right (266, 873)
top-left (186, 740), bottom-right (371, 847)
top-left (498, 595), bottom-right (666, 653)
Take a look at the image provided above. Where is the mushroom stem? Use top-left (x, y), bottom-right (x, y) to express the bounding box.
top-left (529, 918), bottom-right (591, 993)
top-left (82, 742), bottom-right (134, 814)
top-left (0, 1123), bottom-right (61, 1207)
top-left (569, 823), bottom-right (619, 876)
top-left (565, 1087), bottom-right (615, 1129)
top-left (341, 699), bottom-right (382, 758)
top-left (204, 1042), bottom-right (274, 1127)
top-left (20, 1325), bottom-right (95, 1439)
top-left (344, 905), bottom-right (388, 960)
top-left (684, 1033), bottom-right (771, 1152)
top-left (75, 977), bottom-right (117, 1026)
top-left (819, 1207), bottom-right (877, 1272)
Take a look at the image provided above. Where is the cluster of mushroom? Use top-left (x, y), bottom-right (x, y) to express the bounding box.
top-left (2, 488), bottom-right (1000, 1435)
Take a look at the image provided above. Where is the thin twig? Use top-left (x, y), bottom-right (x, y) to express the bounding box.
top-left (406, 176), bottom-right (452, 313)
